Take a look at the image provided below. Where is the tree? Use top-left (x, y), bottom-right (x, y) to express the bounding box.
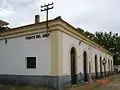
top-left (94, 31), bottom-right (120, 65)
top-left (78, 28), bottom-right (120, 65)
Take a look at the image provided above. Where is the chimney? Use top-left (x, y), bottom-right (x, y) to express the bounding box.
top-left (35, 15), bottom-right (40, 23)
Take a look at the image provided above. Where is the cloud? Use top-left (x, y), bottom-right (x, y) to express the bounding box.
top-left (0, 0), bottom-right (41, 27)
top-left (0, 0), bottom-right (120, 33)
top-left (0, 8), bottom-right (15, 17)
top-left (59, 0), bottom-right (120, 33)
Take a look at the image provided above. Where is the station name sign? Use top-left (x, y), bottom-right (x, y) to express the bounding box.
top-left (25, 33), bottom-right (49, 40)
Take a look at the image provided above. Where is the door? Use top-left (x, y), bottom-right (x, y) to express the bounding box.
top-left (83, 51), bottom-right (88, 82)
top-left (71, 47), bottom-right (77, 85)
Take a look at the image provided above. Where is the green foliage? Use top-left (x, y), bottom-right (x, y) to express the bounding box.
top-left (78, 29), bottom-right (120, 65)
top-left (94, 31), bottom-right (120, 65)
top-left (92, 31), bottom-right (120, 65)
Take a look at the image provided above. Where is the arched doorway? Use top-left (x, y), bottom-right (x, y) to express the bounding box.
top-left (108, 59), bottom-right (110, 74)
top-left (103, 58), bottom-right (106, 76)
top-left (95, 55), bottom-right (98, 78)
top-left (111, 60), bottom-right (112, 73)
top-left (70, 47), bottom-right (77, 85)
top-left (83, 51), bottom-right (88, 82)
top-left (100, 57), bottom-right (102, 77)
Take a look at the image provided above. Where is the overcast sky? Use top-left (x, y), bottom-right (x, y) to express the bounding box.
top-left (0, 0), bottom-right (120, 33)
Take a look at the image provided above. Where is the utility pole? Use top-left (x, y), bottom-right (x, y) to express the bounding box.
top-left (41, 2), bottom-right (54, 35)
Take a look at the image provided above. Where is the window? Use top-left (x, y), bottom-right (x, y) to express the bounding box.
top-left (26, 57), bottom-right (36, 69)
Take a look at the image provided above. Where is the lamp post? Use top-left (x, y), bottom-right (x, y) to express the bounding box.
top-left (0, 34), bottom-right (7, 44)
top-left (0, 25), bottom-right (9, 44)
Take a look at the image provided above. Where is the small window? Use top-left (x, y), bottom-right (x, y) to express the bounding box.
top-left (26, 57), bottom-right (36, 69)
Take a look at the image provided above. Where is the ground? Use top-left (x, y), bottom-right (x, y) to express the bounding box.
top-left (0, 74), bottom-right (120, 90)
top-left (70, 74), bottom-right (120, 90)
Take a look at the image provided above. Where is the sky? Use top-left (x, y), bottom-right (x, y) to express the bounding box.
top-left (0, 0), bottom-right (120, 33)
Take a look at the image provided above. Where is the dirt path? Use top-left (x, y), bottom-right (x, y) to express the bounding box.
top-left (70, 74), bottom-right (120, 90)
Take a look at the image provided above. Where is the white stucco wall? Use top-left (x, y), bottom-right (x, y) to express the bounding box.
top-left (62, 32), bottom-right (92, 75)
top-left (0, 33), bottom-right (51, 75)
top-left (62, 32), bottom-right (113, 75)
top-left (0, 30), bottom-right (114, 76)
top-left (62, 32), bottom-right (80, 75)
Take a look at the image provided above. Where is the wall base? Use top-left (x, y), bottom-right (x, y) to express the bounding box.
top-left (0, 72), bottom-right (113, 90)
